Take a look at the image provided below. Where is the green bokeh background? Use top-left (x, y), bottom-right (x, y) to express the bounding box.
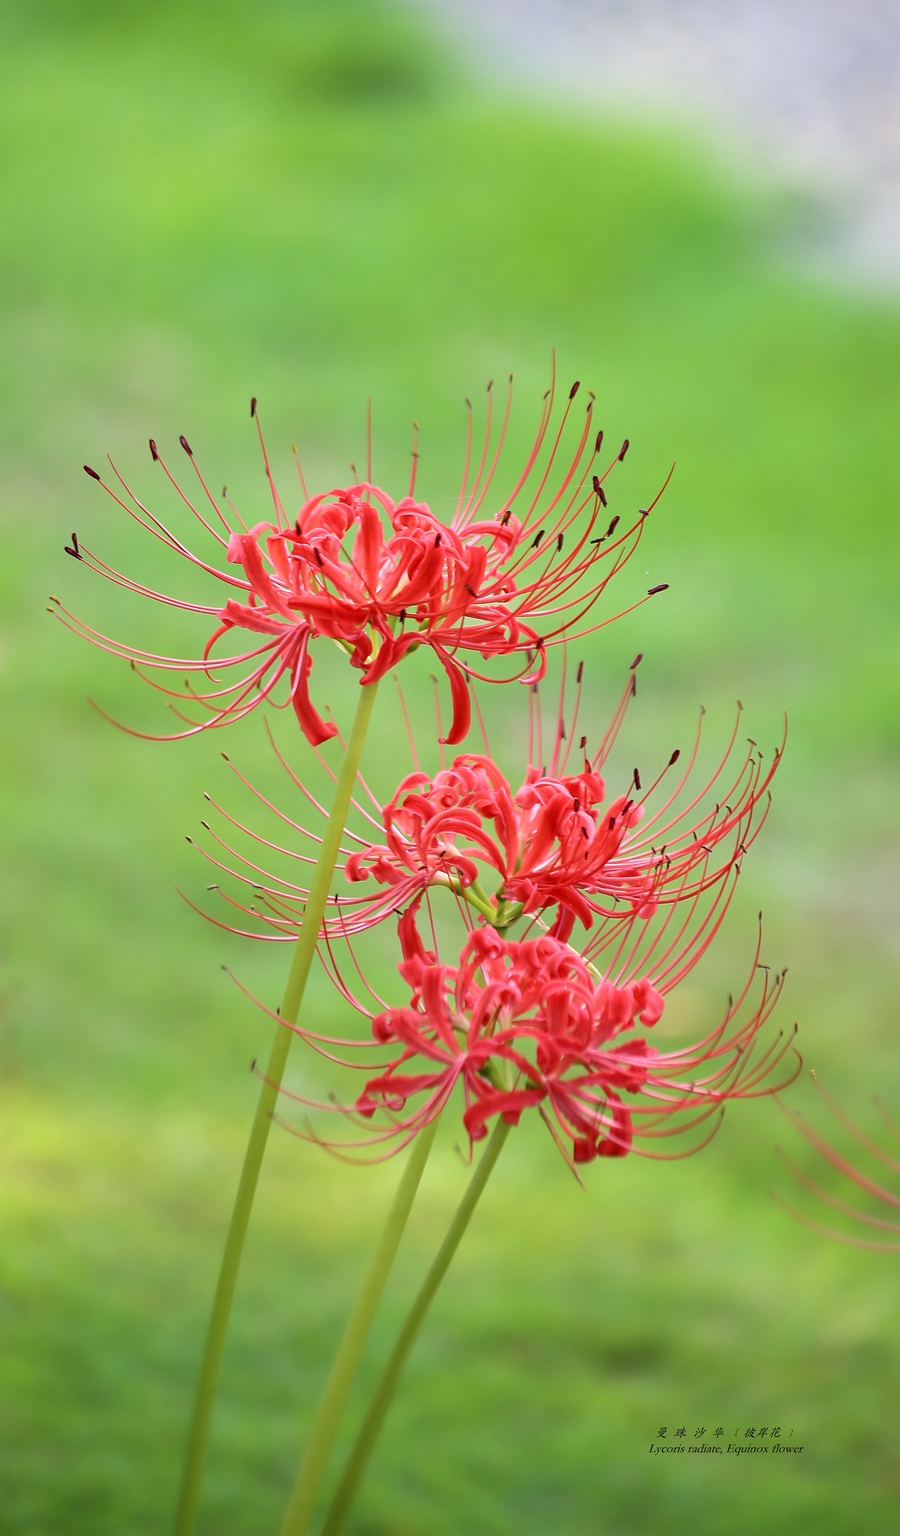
top-left (1, 2), bottom-right (898, 1532)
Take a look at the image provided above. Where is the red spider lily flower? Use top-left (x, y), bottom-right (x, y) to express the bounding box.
top-left (360, 915), bottom-right (665, 1162)
top-left (265, 897), bottom-right (797, 1168)
top-left (53, 374), bottom-right (668, 747)
top-left (343, 750), bottom-right (647, 936)
top-left (189, 664), bottom-right (781, 955)
top-left (343, 702), bottom-right (780, 942)
top-left (776, 1080), bottom-right (900, 1251)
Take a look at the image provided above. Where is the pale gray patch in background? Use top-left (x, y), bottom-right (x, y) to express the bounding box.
top-left (417, 0), bottom-right (900, 285)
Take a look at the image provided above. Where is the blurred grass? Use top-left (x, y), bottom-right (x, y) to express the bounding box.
top-left (1, 0), bottom-right (899, 1532)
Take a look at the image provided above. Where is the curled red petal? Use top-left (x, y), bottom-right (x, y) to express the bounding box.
top-left (289, 633), bottom-right (337, 746)
top-left (433, 647), bottom-right (471, 745)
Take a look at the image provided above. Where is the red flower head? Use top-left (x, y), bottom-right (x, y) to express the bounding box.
top-left (360, 916), bottom-right (666, 1162)
top-left (345, 696), bottom-right (780, 941)
top-left (270, 894), bottom-right (797, 1168)
top-left (194, 664), bottom-right (781, 955)
top-left (54, 375), bottom-right (668, 746)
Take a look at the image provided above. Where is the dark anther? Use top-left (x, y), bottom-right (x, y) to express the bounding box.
top-left (573, 797), bottom-right (580, 812)
top-left (556, 534), bottom-right (564, 552)
top-left (465, 584), bottom-right (478, 597)
top-left (500, 509), bottom-right (512, 525)
top-left (630, 653), bottom-right (643, 669)
top-left (149, 439), bottom-right (159, 461)
top-left (250, 1057), bottom-right (257, 1072)
top-left (648, 583), bottom-right (669, 595)
top-left (64, 533), bottom-right (81, 559)
top-left (179, 434), bottom-right (193, 456)
top-left (399, 608), bottom-right (407, 622)
top-left (606, 515), bottom-right (619, 536)
top-left (83, 464), bottom-right (100, 481)
top-left (531, 530), bottom-right (545, 548)
top-left (595, 429), bottom-right (604, 453)
top-left (314, 548), bottom-right (324, 567)
top-left (200, 820), bottom-right (210, 831)
top-left (569, 380), bottom-right (580, 399)
top-left (608, 815), bottom-right (616, 830)
top-left (435, 533), bottom-right (442, 546)
top-left (618, 438), bottom-right (630, 461)
top-left (669, 749), bottom-right (681, 766)
top-left (633, 768), bottom-right (642, 791)
top-left (250, 396), bottom-right (258, 417)
top-left (576, 660), bottom-right (584, 684)
top-left (579, 735), bottom-right (587, 751)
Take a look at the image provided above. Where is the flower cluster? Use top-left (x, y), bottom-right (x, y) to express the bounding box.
top-left (62, 381), bottom-right (797, 1172)
top-left (64, 382), bottom-right (807, 1536)
top-left (56, 377), bottom-right (668, 746)
top-left (271, 880), bottom-right (793, 1166)
top-left (209, 673), bottom-right (796, 1166)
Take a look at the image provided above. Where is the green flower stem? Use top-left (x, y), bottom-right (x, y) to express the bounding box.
top-left (449, 877), bottom-right (496, 924)
top-left (319, 1118), bottom-right (511, 1536)
top-left (278, 1118), bottom-right (440, 1536)
top-left (173, 680), bottom-right (381, 1536)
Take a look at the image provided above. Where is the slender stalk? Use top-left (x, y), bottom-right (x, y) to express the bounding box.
top-left (320, 1118), bottom-right (511, 1536)
top-left (278, 1119), bottom-right (440, 1536)
top-left (173, 681), bottom-right (380, 1536)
